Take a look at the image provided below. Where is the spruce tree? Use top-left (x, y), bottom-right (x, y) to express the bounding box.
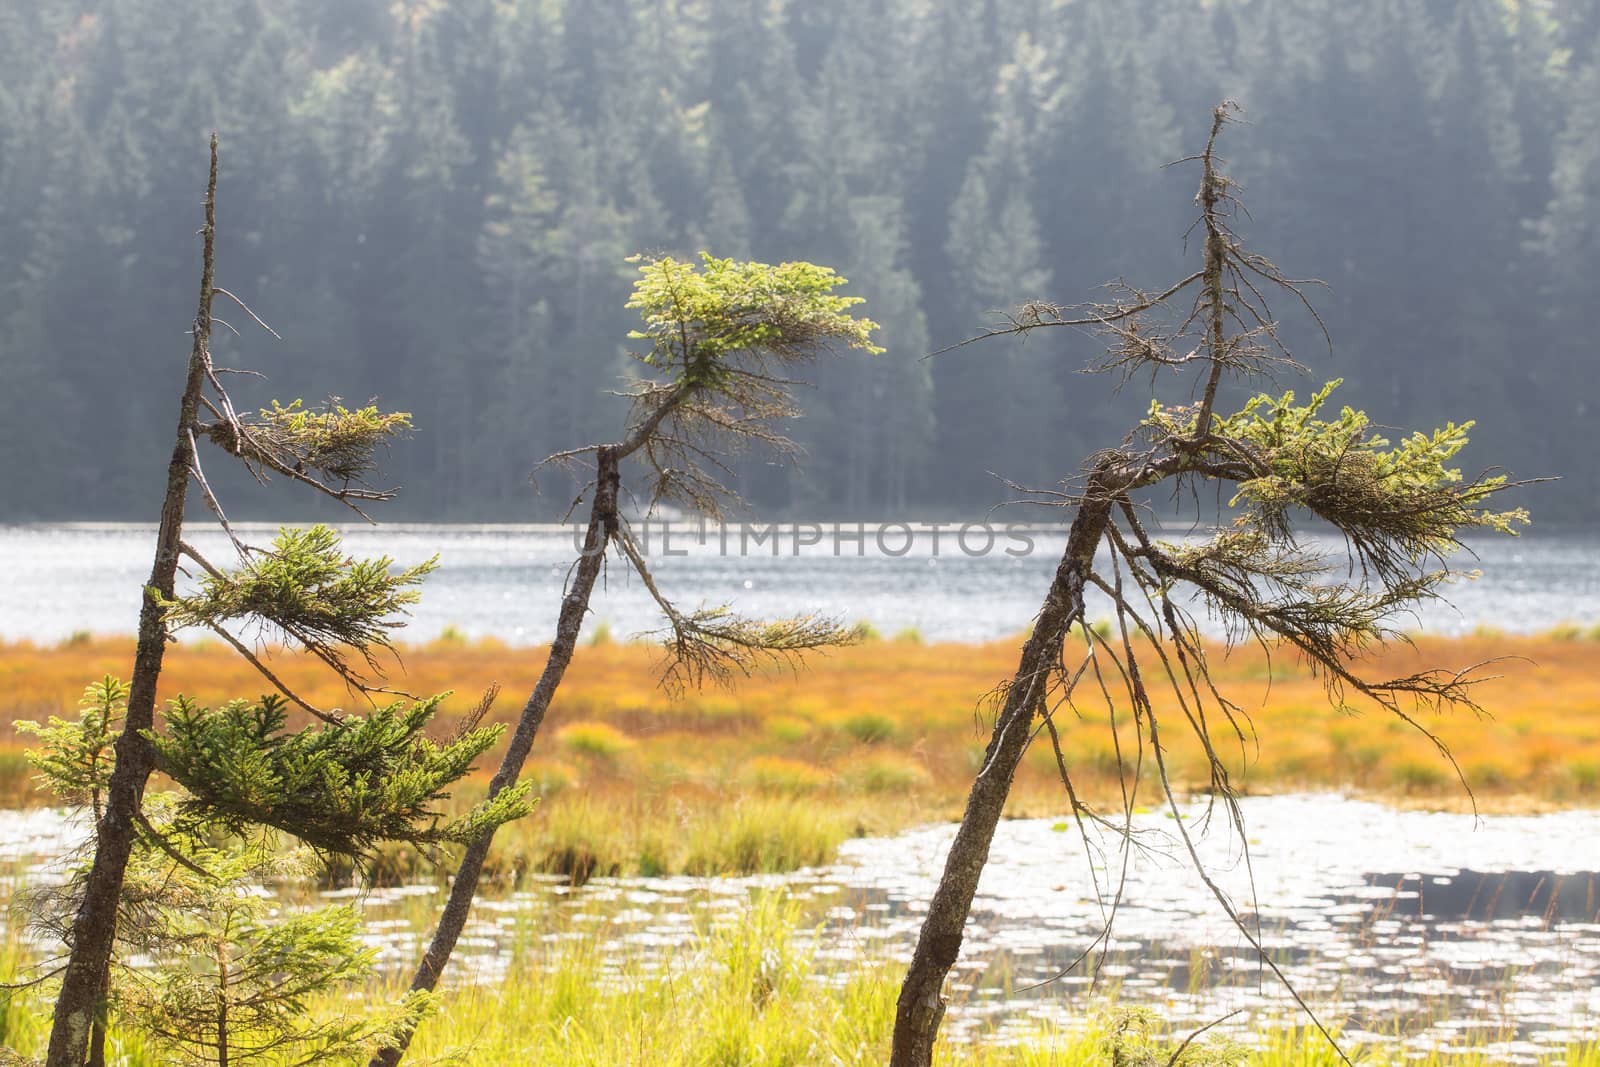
top-left (38, 138), bottom-right (527, 1067)
top-left (19, 680), bottom-right (433, 1067)
top-left (891, 106), bottom-right (1532, 1067)
top-left (368, 251), bottom-right (881, 1067)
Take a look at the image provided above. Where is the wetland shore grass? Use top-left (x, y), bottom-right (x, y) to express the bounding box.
top-left (0, 630), bottom-right (1596, 881)
top-left (1, 633), bottom-right (1595, 1063)
top-left (0, 891), bottom-right (1593, 1066)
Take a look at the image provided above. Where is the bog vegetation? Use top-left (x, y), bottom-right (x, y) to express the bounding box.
top-left (3, 892), bottom-right (1593, 1067)
top-left (0, 630), bottom-right (1594, 880)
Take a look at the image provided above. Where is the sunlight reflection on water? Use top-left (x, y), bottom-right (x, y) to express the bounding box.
top-left (335, 795), bottom-right (1597, 1060)
top-left (3, 797), bottom-right (1596, 1059)
top-left (3, 523), bottom-right (1598, 644)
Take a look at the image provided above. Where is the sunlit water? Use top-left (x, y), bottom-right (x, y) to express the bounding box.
top-left (4, 522), bottom-right (1598, 1057)
top-left (3, 523), bottom-right (1598, 644)
top-left (12, 797), bottom-right (1592, 1059)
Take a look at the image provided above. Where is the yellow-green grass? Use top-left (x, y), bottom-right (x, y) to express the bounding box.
top-left (0, 892), bottom-right (1592, 1066)
top-left (1, 630), bottom-right (1598, 878)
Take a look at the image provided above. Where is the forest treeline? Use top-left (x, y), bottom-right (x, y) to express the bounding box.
top-left (0, 0), bottom-right (1594, 521)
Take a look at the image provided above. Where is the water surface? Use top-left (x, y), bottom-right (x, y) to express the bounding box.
top-left (3, 523), bottom-right (1596, 645)
top-left (4, 796), bottom-right (1595, 1059)
top-left (346, 795), bottom-right (1600, 1061)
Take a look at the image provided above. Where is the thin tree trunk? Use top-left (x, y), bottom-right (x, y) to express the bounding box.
top-left (45, 135), bottom-right (218, 1067)
top-left (370, 386), bottom-right (684, 1067)
top-left (85, 1011), bottom-right (105, 1067)
top-left (367, 446), bottom-right (622, 1067)
top-left (889, 492), bottom-right (1113, 1067)
top-left (217, 943), bottom-right (230, 1067)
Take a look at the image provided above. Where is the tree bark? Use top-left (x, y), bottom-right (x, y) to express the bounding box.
top-left (216, 942), bottom-right (231, 1067)
top-left (889, 491), bottom-right (1113, 1067)
top-left (369, 386), bottom-right (685, 1067)
top-left (367, 446), bottom-right (622, 1067)
top-left (85, 1012), bottom-right (105, 1067)
top-left (46, 135), bottom-right (218, 1067)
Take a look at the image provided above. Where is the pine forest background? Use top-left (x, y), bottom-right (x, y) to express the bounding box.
top-left (1, 0), bottom-right (1595, 521)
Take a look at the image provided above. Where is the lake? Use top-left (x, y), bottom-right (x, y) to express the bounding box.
top-left (3, 523), bottom-right (1598, 645)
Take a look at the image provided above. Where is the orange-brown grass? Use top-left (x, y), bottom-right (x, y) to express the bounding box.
top-left (2, 630), bottom-right (1597, 871)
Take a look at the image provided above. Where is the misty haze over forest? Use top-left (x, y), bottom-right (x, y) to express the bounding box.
top-left (0, 0), bottom-right (1594, 521)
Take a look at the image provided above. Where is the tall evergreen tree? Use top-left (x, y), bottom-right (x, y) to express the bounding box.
top-left (0, 0), bottom-right (1590, 519)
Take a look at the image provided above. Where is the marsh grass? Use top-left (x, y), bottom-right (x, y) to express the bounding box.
top-left (681, 797), bottom-right (846, 875)
top-left (0, 750), bottom-right (35, 808)
top-left (742, 755), bottom-right (832, 793)
top-left (843, 753), bottom-right (931, 792)
top-left (1, 632), bottom-right (1597, 883)
top-left (840, 711), bottom-right (899, 743)
top-left (556, 720), bottom-right (636, 759)
top-left (386, 892), bottom-right (896, 1065)
top-left (0, 884), bottom-right (1593, 1066)
top-left (7, 894), bottom-right (1591, 1067)
top-left (413, 792), bottom-right (860, 886)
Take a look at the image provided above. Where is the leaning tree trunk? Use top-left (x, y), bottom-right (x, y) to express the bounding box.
top-left (46, 137), bottom-right (218, 1067)
top-left (889, 488), bottom-right (1114, 1067)
top-left (367, 446), bottom-right (622, 1067)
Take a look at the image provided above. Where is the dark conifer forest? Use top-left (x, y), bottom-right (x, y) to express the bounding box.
top-left (1, 0), bottom-right (1593, 521)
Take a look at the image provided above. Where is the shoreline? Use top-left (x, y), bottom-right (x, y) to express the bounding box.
top-left (0, 632), bottom-right (1595, 839)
